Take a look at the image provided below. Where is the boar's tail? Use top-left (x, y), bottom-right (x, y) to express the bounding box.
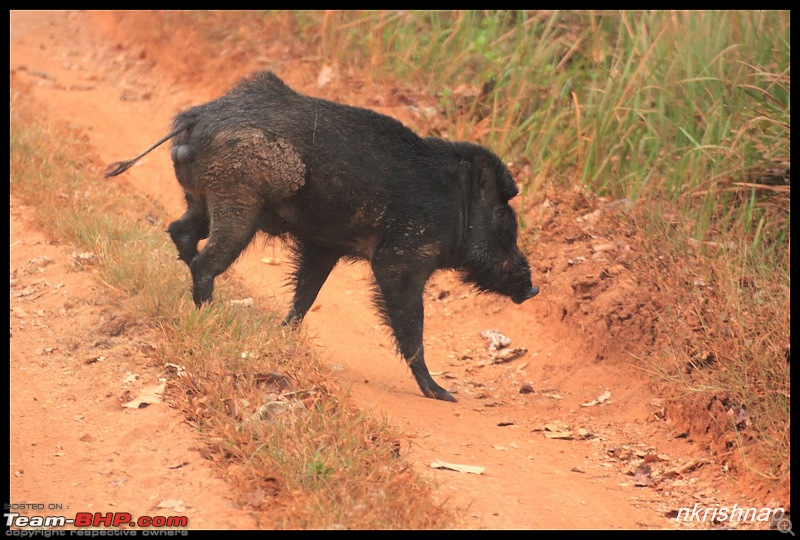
top-left (103, 127), bottom-right (186, 178)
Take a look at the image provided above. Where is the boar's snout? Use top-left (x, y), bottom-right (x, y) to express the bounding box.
top-left (486, 249), bottom-right (538, 305)
top-left (506, 250), bottom-right (538, 304)
top-left (512, 285), bottom-right (539, 304)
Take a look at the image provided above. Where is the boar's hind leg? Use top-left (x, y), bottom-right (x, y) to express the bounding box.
top-left (282, 243), bottom-right (340, 326)
top-left (371, 253), bottom-right (457, 402)
top-left (167, 192), bottom-right (209, 266)
top-left (188, 197), bottom-right (262, 307)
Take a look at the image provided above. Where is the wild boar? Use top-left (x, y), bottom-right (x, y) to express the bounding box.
top-left (105, 71), bottom-right (538, 402)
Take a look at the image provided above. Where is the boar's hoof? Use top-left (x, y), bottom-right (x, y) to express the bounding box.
top-left (423, 385), bottom-right (458, 403)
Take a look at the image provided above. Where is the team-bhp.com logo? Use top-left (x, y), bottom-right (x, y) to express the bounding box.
top-left (5, 512), bottom-right (188, 529)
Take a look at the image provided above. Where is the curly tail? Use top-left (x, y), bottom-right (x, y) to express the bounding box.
top-left (103, 127), bottom-right (186, 178)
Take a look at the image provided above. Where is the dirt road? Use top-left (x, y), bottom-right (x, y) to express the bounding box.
top-left (10, 10), bottom-right (756, 530)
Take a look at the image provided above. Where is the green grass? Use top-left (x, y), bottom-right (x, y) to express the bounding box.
top-left (10, 94), bottom-right (454, 530)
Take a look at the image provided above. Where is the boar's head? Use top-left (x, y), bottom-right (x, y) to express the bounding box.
top-left (458, 145), bottom-right (538, 304)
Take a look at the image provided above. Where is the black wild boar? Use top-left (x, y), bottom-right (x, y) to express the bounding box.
top-left (105, 71), bottom-right (538, 402)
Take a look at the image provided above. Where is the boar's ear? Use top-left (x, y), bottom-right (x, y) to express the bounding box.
top-left (474, 152), bottom-right (520, 203)
top-left (472, 153), bottom-right (497, 199)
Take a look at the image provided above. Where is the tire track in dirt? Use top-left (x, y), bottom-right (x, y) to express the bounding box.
top-left (11, 10), bottom-right (726, 529)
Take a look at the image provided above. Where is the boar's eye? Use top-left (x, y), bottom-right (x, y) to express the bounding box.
top-left (494, 207), bottom-right (507, 219)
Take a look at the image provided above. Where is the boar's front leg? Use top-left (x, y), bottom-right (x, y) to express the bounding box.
top-left (371, 249), bottom-right (457, 402)
top-left (282, 242), bottom-right (340, 326)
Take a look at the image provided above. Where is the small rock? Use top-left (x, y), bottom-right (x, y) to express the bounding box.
top-left (581, 390), bottom-right (611, 407)
top-left (480, 329), bottom-right (512, 351)
top-left (70, 251), bottom-right (96, 265)
top-left (491, 347), bottom-right (527, 364)
top-left (317, 65), bottom-right (336, 89)
top-left (430, 460), bottom-right (484, 475)
top-left (23, 256), bottom-right (54, 273)
top-left (633, 463), bottom-right (653, 487)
